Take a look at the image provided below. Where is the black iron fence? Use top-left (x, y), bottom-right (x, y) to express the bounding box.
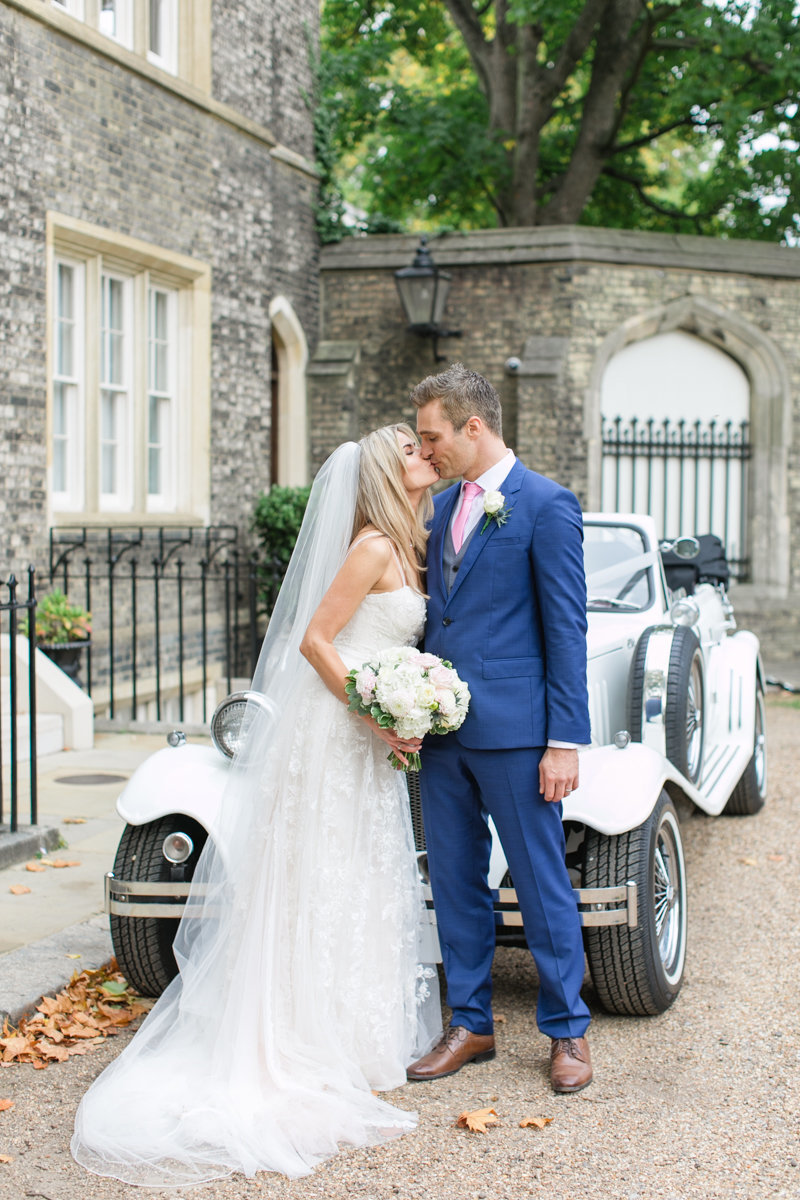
top-left (1, 568), bottom-right (38, 832)
top-left (49, 526), bottom-right (271, 724)
top-left (601, 416), bottom-right (751, 581)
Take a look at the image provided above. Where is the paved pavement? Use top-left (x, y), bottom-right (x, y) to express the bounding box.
top-left (0, 732), bottom-right (171, 1023)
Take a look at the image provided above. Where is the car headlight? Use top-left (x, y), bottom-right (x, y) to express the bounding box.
top-left (210, 691), bottom-right (277, 759)
top-left (670, 597), bottom-right (700, 627)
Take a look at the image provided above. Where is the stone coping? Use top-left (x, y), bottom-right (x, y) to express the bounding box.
top-left (321, 226), bottom-right (800, 279)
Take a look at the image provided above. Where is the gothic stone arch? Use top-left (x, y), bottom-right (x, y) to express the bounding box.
top-left (269, 295), bottom-right (309, 487)
top-left (585, 295), bottom-right (791, 592)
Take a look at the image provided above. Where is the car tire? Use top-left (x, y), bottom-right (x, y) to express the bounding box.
top-left (723, 681), bottom-right (767, 815)
top-left (583, 790), bottom-right (688, 1016)
top-left (109, 815), bottom-right (207, 997)
top-left (628, 625), bottom-right (705, 784)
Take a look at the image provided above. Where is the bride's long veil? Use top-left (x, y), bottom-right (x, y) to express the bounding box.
top-left (71, 442), bottom-right (441, 1188)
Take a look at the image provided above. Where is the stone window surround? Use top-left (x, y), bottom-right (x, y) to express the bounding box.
top-left (5, 0), bottom-right (318, 180)
top-left (584, 294), bottom-right (792, 596)
top-left (47, 211), bottom-right (212, 527)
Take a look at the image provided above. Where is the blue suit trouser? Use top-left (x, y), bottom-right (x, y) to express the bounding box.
top-left (419, 737), bottom-right (590, 1039)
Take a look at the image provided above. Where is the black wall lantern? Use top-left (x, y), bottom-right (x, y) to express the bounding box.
top-left (394, 236), bottom-right (462, 362)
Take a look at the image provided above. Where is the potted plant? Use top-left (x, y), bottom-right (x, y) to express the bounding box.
top-left (22, 588), bottom-right (92, 685)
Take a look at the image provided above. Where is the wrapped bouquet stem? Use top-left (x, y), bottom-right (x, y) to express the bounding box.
top-left (345, 646), bottom-right (471, 771)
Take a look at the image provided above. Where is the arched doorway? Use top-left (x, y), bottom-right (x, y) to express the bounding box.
top-left (585, 296), bottom-right (790, 591)
top-left (269, 296), bottom-right (309, 487)
top-left (600, 330), bottom-right (750, 575)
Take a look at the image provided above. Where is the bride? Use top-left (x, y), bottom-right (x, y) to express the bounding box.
top-left (71, 425), bottom-right (443, 1187)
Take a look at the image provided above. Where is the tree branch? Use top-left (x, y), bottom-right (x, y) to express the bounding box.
top-left (602, 166), bottom-right (719, 224)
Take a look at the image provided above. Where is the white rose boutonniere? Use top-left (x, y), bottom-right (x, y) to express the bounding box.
top-left (480, 489), bottom-right (512, 534)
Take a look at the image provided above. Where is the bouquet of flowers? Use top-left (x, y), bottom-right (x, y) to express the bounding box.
top-left (345, 646), bottom-right (471, 771)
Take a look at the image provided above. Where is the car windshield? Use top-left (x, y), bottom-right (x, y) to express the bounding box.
top-left (584, 524), bottom-right (654, 612)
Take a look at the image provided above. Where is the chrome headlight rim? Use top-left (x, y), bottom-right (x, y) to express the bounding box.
top-left (210, 690), bottom-right (274, 759)
top-left (670, 597), bottom-right (700, 627)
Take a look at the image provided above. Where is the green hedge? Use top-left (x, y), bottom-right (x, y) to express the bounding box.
top-left (251, 485), bottom-right (311, 612)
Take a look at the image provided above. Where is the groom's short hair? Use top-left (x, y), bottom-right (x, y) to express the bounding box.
top-left (410, 363), bottom-right (503, 437)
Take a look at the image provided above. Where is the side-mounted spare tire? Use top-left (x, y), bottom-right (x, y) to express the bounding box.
top-left (628, 624), bottom-right (705, 784)
top-left (109, 815), bottom-right (208, 997)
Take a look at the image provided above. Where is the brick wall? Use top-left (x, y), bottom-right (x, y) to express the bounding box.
top-left (0, 0), bottom-right (318, 573)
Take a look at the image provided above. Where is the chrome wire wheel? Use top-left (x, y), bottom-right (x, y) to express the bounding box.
top-left (753, 686), bottom-right (767, 796)
top-left (685, 654), bottom-right (704, 782)
top-left (653, 806), bottom-right (687, 986)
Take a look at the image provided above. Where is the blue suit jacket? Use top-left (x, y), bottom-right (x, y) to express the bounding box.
top-left (424, 458), bottom-right (591, 749)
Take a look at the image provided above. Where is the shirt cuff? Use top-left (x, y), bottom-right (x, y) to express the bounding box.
top-left (547, 740), bottom-right (586, 750)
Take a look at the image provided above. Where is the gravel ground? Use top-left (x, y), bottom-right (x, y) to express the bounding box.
top-left (1, 697), bottom-right (798, 1200)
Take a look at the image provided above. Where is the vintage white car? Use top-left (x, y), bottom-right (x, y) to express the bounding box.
top-left (105, 513), bottom-right (766, 1017)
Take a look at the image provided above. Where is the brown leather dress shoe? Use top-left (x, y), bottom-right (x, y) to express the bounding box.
top-left (550, 1036), bottom-right (592, 1093)
top-left (406, 1025), bottom-right (496, 1082)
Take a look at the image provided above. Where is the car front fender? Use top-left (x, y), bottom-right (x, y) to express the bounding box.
top-left (116, 743), bottom-right (231, 843)
top-left (565, 743), bottom-right (699, 835)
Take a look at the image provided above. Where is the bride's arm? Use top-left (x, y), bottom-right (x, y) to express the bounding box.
top-left (299, 538), bottom-right (422, 765)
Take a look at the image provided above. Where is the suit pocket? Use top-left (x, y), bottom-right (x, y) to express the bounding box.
top-left (482, 657), bottom-right (544, 679)
top-left (487, 536), bottom-right (523, 546)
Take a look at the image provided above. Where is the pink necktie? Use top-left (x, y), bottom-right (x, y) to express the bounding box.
top-left (452, 481), bottom-right (482, 552)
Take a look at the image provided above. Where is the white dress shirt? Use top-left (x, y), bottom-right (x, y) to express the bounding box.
top-left (448, 450), bottom-right (580, 753)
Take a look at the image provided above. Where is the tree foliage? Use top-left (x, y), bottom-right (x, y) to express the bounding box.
top-left (319, 0), bottom-right (800, 240)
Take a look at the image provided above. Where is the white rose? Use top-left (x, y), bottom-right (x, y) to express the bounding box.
top-left (383, 688), bottom-right (416, 718)
top-left (483, 490), bottom-right (505, 515)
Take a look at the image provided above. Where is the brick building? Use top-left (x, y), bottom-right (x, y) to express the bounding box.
top-left (1, 0), bottom-right (318, 573)
top-left (311, 227), bottom-right (800, 662)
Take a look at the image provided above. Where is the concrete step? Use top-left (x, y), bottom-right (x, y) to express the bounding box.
top-left (0, 712), bottom-right (64, 760)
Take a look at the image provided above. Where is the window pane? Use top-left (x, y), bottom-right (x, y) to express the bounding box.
top-left (53, 382), bottom-right (69, 493)
top-left (100, 390), bottom-right (119, 494)
top-left (57, 263), bottom-right (74, 321)
top-left (149, 0), bottom-right (163, 56)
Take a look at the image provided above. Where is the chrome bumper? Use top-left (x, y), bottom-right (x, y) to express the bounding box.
top-left (105, 872), bottom-right (210, 919)
top-left (105, 873), bottom-right (638, 930)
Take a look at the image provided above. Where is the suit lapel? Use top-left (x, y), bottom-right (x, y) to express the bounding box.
top-left (444, 458), bottom-right (526, 607)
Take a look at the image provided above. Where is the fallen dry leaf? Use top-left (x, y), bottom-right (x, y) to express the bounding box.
top-left (767, 854), bottom-right (785, 863)
top-left (50, 860), bottom-right (81, 869)
top-left (520, 1115), bottom-right (553, 1129)
top-left (738, 857), bottom-right (758, 866)
top-left (8, 885), bottom-right (31, 896)
top-left (24, 862), bottom-right (47, 873)
top-left (0, 1100), bottom-right (13, 1112)
top-left (456, 1107), bottom-right (500, 1133)
top-left (0, 1155), bottom-right (12, 1163)
top-left (63, 817), bottom-right (87, 824)
top-left (494, 1013), bottom-right (507, 1023)
top-left (0, 959), bottom-right (153, 1069)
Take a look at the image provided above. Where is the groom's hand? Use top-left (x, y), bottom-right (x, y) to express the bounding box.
top-left (539, 747), bottom-right (579, 803)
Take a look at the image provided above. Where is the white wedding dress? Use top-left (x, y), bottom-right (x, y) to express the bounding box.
top-left (71, 574), bottom-right (441, 1188)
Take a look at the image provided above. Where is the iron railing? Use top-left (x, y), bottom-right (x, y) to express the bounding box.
top-left (48, 527), bottom-right (267, 723)
top-left (1, 567), bottom-right (38, 832)
top-left (601, 416), bottom-right (751, 581)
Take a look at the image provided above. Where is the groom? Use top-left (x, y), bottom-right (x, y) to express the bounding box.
top-left (407, 364), bottom-right (593, 1093)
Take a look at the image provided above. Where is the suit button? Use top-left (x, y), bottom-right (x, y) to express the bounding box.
top-left (442, 617), bottom-right (452, 626)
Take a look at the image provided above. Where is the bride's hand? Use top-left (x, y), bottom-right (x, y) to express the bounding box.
top-left (360, 715), bottom-right (422, 767)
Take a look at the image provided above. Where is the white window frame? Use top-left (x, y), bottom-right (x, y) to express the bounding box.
top-left (51, 257), bottom-right (86, 511)
top-left (99, 270), bottom-right (135, 512)
top-left (146, 283), bottom-right (178, 512)
top-left (47, 212), bottom-right (211, 526)
top-left (98, 0), bottom-right (134, 49)
top-left (51, 0), bottom-right (85, 17)
top-left (147, 0), bottom-right (178, 74)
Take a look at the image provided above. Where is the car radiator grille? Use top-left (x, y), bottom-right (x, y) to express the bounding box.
top-left (406, 770), bottom-right (427, 852)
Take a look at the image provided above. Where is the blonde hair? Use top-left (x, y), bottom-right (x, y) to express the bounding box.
top-left (353, 423), bottom-right (433, 589)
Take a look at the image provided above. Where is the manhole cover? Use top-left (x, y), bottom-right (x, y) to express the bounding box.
top-left (55, 773), bottom-right (128, 786)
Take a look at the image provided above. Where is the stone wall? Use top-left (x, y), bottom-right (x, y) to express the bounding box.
top-left (0, 0), bottom-right (319, 574)
top-left (312, 227), bottom-right (800, 663)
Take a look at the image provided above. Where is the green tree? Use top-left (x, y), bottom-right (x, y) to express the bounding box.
top-left (320, 0), bottom-right (800, 240)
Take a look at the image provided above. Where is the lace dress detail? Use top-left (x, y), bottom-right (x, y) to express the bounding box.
top-left (71, 585), bottom-right (439, 1188)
